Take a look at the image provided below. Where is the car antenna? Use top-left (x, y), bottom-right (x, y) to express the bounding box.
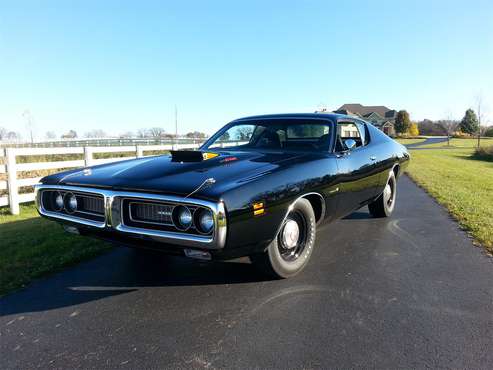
top-left (185, 177), bottom-right (216, 198)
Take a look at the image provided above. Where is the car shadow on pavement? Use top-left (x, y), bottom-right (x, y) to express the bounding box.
top-left (342, 210), bottom-right (373, 220)
top-left (0, 248), bottom-right (269, 316)
top-left (2, 209), bottom-right (377, 317)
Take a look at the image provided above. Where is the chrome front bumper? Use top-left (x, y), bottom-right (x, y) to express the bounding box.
top-left (35, 184), bottom-right (227, 249)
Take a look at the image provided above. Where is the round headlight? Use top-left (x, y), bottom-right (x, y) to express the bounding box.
top-left (196, 208), bottom-right (214, 234)
top-left (64, 193), bottom-right (78, 213)
top-left (173, 205), bottom-right (192, 230)
top-left (54, 192), bottom-right (64, 211)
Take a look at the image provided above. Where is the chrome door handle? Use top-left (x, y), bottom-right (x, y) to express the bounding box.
top-left (370, 156), bottom-right (377, 161)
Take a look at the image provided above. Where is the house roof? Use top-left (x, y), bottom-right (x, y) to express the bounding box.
top-left (335, 104), bottom-right (395, 118)
top-left (332, 109), bottom-right (359, 116)
top-left (362, 111), bottom-right (384, 119)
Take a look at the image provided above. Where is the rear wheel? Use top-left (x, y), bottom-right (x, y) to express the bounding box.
top-left (250, 198), bottom-right (316, 278)
top-left (368, 171), bottom-right (397, 217)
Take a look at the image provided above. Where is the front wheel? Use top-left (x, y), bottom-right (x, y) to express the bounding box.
top-left (250, 198), bottom-right (316, 279)
top-left (368, 171), bottom-right (397, 217)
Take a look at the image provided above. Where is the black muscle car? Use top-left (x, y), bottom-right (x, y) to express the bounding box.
top-left (35, 113), bottom-right (410, 278)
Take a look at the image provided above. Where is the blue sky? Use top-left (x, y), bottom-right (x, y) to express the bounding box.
top-left (1, 0), bottom-right (492, 139)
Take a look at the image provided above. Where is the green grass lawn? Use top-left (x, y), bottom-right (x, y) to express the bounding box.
top-left (396, 138), bottom-right (426, 145)
top-left (0, 205), bottom-right (111, 296)
top-left (406, 148), bottom-right (493, 254)
top-left (419, 137), bottom-right (493, 148)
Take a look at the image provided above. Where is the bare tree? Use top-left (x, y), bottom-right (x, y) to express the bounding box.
top-left (45, 131), bottom-right (57, 140)
top-left (61, 130), bottom-right (77, 139)
top-left (440, 121), bottom-right (459, 145)
top-left (0, 126), bottom-right (7, 140)
top-left (480, 125), bottom-right (492, 136)
top-left (119, 131), bottom-right (134, 139)
top-left (476, 94), bottom-right (484, 147)
top-left (84, 129), bottom-right (107, 138)
top-left (7, 131), bottom-right (20, 141)
top-left (162, 133), bottom-right (176, 139)
top-left (148, 127), bottom-right (166, 138)
top-left (315, 102), bottom-right (328, 113)
top-left (22, 110), bottom-right (35, 144)
top-left (137, 128), bottom-right (148, 138)
top-left (185, 131), bottom-right (207, 138)
top-left (439, 113), bottom-right (459, 146)
top-left (236, 126), bottom-right (254, 140)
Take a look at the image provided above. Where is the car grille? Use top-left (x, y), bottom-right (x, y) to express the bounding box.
top-left (78, 194), bottom-right (105, 215)
top-left (41, 189), bottom-right (105, 222)
top-left (129, 202), bottom-right (173, 225)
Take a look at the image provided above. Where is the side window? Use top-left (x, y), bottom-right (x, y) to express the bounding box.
top-left (337, 121), bottom-right (364, 150)
top-left (209, 124), bottom-right (255, 148)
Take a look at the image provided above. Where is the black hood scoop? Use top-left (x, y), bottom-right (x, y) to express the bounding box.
top-left (170, 150), bottom-right (218, 162)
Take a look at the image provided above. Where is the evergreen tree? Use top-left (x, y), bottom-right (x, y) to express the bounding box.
top-left (459, 109), bottom-right (479, 134)
top-left (395, 110), bottom-right (411, 134)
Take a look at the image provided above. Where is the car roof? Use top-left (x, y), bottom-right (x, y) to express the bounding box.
top-left (233, 112), bottom-right (349, 122)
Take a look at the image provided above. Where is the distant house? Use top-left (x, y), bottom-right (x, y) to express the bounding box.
top-left (333, 103), bottom-right (397, 136)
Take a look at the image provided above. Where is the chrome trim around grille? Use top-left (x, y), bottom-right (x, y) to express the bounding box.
top-left (35, 184), bottom-right (227, 249)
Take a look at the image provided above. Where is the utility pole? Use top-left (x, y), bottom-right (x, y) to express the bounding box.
top-left (175, 105), bottom-right (178, 145)
top-left (22, 110), bottom-right (34, 144)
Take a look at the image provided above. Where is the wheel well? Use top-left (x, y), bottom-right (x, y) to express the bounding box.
top-left (303, 193), bottom-right (324, 223)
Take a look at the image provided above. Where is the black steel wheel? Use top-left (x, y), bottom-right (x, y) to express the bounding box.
top-left (251, 198), bottom-right (316, 278)
top-left (369, 171), bottom-right (397, 218)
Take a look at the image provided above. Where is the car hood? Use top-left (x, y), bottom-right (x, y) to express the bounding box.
top-left (41, 151), bottom-right (307, 199)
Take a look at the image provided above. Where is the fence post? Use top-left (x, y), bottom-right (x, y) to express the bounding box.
top-left (136, 145), bottom-right (144, 158)
top-left (6, 148), bottom-right (19, 215)
top-left (84, 146), bottom-right (94, 166)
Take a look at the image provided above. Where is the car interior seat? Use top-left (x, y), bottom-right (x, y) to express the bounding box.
top-left (256, 130), bottom-right (281, 149)
top-left (317, 134), bottom-right (331, 150)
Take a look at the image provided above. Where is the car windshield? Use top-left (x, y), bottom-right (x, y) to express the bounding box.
top-left (202, 119), bottom-right (333, 152)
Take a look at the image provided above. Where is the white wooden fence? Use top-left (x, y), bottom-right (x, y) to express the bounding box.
top-left (0, 143), bottom-right (202, 215)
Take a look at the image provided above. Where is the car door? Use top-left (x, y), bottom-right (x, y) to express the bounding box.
top-left (334, 119), bottom-right (380, 217)
top-left (355, 119), bottom-right (387, 199)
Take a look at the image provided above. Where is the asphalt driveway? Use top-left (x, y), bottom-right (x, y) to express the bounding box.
top-left (404, 137), bottom-right (448, 148)
top-left (1, 176), bottom-right (492, 369)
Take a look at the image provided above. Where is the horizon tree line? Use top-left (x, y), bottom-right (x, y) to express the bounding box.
top-left (1, 110), bottom-right (492, 143)
top-left (393, 108), bottom-right (492, 138)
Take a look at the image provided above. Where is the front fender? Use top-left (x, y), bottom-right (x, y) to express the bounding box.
top-left (219, 159), bottom-right (338, 253)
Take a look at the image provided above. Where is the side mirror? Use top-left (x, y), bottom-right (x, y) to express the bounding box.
top-left (344, 139), bottom-right (357, 151)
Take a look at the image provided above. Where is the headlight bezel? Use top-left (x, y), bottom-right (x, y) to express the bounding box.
top-left (64, 192), bottom-right (78, 214)
top-left (172, 205), bottom-right (193, 230)
top-left (194, 208), bottom-right (214, 234)
top-left (53, 191), bottom-right (64, 211)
